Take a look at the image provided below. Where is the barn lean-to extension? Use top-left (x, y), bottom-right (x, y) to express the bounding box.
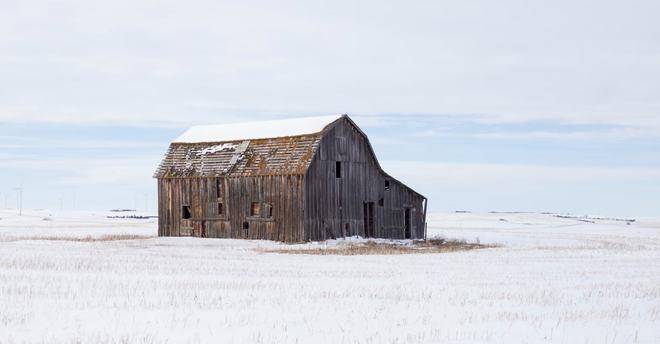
top-left (154, 115), bottom-right (427, 242)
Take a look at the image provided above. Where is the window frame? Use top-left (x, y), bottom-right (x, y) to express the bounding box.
top-left (247, 202), bottom-right (274, 221)
top-left (264, 203), bottom-right (273, 218)
top-left (250, 202), bottom-right (261, 217)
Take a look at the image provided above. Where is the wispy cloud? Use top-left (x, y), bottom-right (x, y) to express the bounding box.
top-left (382, 161), bottom-right (660, 194)
top-left (380, 160), bottom-right (660, 216)
top-left (1, 1), bottom-right (659, 128)
top-left (383, 161), bottom-right (660, 186)
top-left (472, 127), bottom-right (660, 141)
top-left (410, 129), bottom-right (446, 138)
top-left (0, 136), bottom-right (167, 149)
top-left (0, 155), bottom-right (160, 186)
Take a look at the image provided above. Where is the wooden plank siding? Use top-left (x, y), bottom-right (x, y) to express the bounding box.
top-left (158, 175), bottom-right (304, 242)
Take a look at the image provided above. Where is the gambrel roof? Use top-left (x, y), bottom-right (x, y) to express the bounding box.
top-left (154, 114), bottom-right (425, 199)
top-left (154, 115), bottom-right (342, 178)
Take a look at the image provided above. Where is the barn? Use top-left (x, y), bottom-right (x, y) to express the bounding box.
top-left (154, 115), bottom-right (427, 242)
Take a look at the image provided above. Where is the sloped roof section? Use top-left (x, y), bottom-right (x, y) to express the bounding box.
top-left (155, 115), bottom-right (342, 178)
top-left (174, 115), bottom-right (343, 143)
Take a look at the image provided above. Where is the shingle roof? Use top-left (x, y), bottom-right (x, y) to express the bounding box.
top-left (154, 115), bottom-right (342, 178)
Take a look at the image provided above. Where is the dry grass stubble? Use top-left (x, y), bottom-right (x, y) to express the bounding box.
top-left (2, 234), bottom-right (155, 243)
top-left (262, 238), bottom-right (498, 255)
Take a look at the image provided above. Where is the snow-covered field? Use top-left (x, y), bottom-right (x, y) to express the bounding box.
top-left (1, 209), bottom-right (659, 343)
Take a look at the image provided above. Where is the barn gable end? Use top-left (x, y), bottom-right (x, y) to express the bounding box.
top-left (303, 117), bottom-right (426, 241)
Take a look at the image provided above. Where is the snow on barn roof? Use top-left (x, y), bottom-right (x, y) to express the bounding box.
top-left (155, 115), bottom-right (346, 178)
top-left (174, 115), bottom-right (344, 143)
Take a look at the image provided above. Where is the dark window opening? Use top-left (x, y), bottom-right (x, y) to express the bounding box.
top-left (250, 202), bottom-right (261, 217)
top-left (182, 205), bottom-right (191, 219)
top-left (243, 221), bottom-right (249, 230)
top-left (264, 203), bottom-right (273, 218)
top-left (335, 161), bottom-right (342, 178)
top-left (378, 198), bottom-right (384, 207)
top-left (384, 180), bottom-right (390, 190)
top-left (218, 202), bottom-right (224, 215)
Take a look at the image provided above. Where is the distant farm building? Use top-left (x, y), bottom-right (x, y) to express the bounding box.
top-left (154, 115), bottom-right (427, 242)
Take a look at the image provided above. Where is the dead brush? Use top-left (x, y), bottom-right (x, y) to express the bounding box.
top-left (261, 237), bottom-right (498, 255)
top-left (2, 234), bottom-right (155, 243)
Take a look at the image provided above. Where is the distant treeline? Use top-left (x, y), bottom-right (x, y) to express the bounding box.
top-left (107, 215), bottom-right (157, 219)
top-left (553, 214), bottom-right (636, 223)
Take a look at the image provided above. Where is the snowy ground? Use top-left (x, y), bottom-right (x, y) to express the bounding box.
top-left (0, 209), bottom-right (659, 343)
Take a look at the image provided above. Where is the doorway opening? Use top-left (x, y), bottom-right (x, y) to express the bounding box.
top-left (404, 208), bottom-right (412, 239)
top-left (363, 201), bottom-right (375, 237)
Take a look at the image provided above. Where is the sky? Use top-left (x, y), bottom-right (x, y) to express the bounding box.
top-left (1, 0), bottom-right (659, 217)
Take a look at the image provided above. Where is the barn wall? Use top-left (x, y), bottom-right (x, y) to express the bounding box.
top-left (157, 175), bottom-right (304, 242)
top-left (303, 118), bottom-right (426, 241)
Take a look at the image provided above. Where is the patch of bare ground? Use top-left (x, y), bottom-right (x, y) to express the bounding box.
top-left (2, 234), bottom-right (155, 243)
top-left (261, 238), bottom-right (499, 255)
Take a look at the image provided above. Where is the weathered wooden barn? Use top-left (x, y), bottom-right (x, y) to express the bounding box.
top-left (154, 115), bottom-right (427, 242)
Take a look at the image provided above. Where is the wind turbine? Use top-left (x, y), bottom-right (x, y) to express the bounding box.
top-left (142, 192), bottom-right (149, 212)
top-left (13, 182), bottom-right (24, 216)
top-left (2, 192), bottom-right (8, 209)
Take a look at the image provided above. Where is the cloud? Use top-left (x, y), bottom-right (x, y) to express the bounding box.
top-left (472, 127), bottom-right (660, 141)
top-left (382, 160), bottom-right (660, 190)
top-left (380, 160), bottom-right (660, 215)
top-left (411, 129), bottom-right (444, 138)
top-left (0, 137), bottom-right (167, 149)
top-left (0, 0), bottom-right (659, 128)
top-left (0, 155), bottom-right (160, 186)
